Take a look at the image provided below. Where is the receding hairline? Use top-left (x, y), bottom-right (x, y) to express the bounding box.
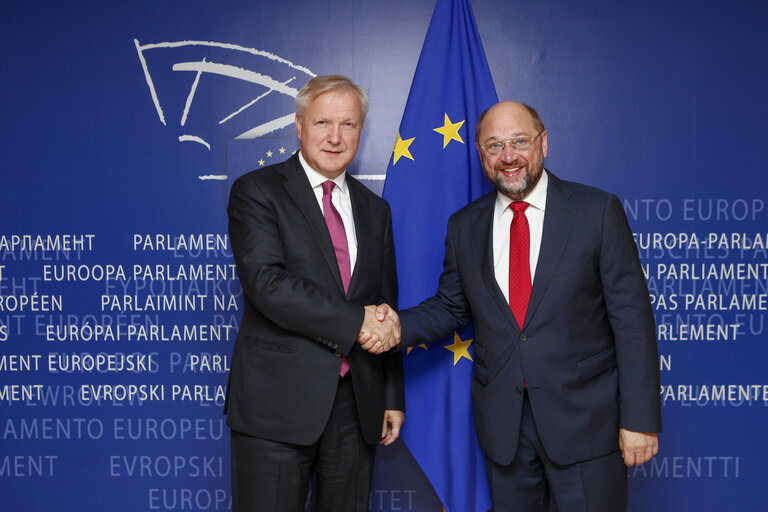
top-left (295, 74), bottom-right (369, 120)
top-left (475, 102), bottom-right (546, 144)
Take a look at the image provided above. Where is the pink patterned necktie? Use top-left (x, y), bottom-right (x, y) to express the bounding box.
top-left (322, 180), bottom-right (351, 376)
top-left (508, 201), bottom-right (531, 329)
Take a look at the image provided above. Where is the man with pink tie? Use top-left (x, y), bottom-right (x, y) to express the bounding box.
top-left (226, 75), bottom-right (404, 512)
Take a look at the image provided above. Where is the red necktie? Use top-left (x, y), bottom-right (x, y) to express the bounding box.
top-left (508, 201), bottom-right (531, 329)
top-left (322, 181), bottom-right (351, 376)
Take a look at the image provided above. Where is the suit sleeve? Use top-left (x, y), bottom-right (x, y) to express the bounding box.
top-left (400, 217), bottom-right (473, 347)
top-left (228, 175), bottom-right (364, 354)
top-left (599, 194), bottom-right (662, 433)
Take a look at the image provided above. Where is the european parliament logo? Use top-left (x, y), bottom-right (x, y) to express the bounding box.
top-left (134, 39), bottom-right (312, 180)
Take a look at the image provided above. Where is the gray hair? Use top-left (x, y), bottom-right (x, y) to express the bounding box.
top-left (295, 75), bottom-right (369, 120)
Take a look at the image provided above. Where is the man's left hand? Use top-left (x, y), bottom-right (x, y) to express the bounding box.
top-left (380, 410), bottom-right (404, 446)
top-left (619, 428), bottom-right (658, 466)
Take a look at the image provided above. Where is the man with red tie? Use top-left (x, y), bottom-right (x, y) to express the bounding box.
top-left (382, 101), bottom-right (661, 511)
top-left (226, 75), bottom-right (404, 512)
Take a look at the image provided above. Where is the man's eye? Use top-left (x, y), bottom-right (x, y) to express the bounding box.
top-left (489, 142), bottom-right (503, 151)
top-left (511, 138), bottom-right (527, 147)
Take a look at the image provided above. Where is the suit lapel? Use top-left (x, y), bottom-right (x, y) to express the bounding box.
top-left (280, 155), bottom-right (346, 295)
top-left (472, 194), bottom-right (522, 332)
top-left (524, 171), bottom-right (576, 325)
top-left (347, 176), bottom-right (369, 298)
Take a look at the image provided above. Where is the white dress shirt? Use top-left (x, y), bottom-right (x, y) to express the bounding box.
top-left (298, 152), bottom-right (358, 273)
top-left (492, 170), bottom-right (549, 303)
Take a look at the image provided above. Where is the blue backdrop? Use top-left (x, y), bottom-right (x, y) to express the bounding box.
top-left (2, 1), bottom-right (767, 510)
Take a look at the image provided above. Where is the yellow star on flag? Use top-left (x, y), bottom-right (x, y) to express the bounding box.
top-left (443, 331), bottom-right (473, 365)
top-left (258, 159), bottom-right (265, 166)
top-left (266, 150), bottom-right (273, 157)
top-left (279, 147), bottom-right (286, 154)
top-left (392, 132), bottom-right (415, 165)
top-left (433, 113), bottom-right (465, 148)
top-left (406, 344), bottom-right (429, 355)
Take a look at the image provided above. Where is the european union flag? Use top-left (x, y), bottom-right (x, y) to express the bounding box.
top-left (382, 0), bottom-right (498, 511)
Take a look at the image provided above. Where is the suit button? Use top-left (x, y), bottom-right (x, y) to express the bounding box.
top-left (520, 333), bottom-right (527, 342)
top-left (515, 387), bottom-right (523, 394)
top-left (334, 351), bottom-right (342, 358)
top-left (332, 343), bottom-right (339, 349)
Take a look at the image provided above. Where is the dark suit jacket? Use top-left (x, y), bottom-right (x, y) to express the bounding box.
top-left (226, 154), bottom-right (404, 446)
top-left (400, 170), bottom-right (661, 466)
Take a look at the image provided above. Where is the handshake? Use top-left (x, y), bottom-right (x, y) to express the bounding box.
top-left (357, 303), bottom-right (401, 354)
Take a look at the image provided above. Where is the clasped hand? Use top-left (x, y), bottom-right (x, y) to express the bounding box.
top-left (357, 303), bottom-right (401, 354)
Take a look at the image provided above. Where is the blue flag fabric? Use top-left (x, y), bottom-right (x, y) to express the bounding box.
top-left (382, 0), bottom-right (498, 511)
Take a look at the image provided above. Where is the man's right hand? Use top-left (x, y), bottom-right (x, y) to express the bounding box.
top-left (357, 303), bottom-right (401, 354)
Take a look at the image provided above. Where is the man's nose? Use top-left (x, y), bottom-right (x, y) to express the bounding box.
top-left (501, 143), bottom-right (518, 161)
top-left (327, 125), bottom-right (342, 144)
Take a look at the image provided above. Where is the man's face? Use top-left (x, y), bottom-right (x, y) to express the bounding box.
top-left (295, 87), bottom-right (363, 179)
top-left (476, 102), bottom-right (548, 200)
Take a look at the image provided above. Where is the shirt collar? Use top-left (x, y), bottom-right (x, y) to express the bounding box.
top-left (298, 151), bottom-right (348, 194)
top-left (495, 168), bottom-right (549, 215)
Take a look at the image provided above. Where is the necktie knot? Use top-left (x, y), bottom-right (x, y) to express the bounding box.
top-left (322, 180), bottom-right (336, 196)
top-left (510, 201), bottom-right (529, 214)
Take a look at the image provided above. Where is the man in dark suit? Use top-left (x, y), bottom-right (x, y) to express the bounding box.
top-left (367, 101), bottom-right (661, 511)
top-left (226, 75), bottom-right (404, 512)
